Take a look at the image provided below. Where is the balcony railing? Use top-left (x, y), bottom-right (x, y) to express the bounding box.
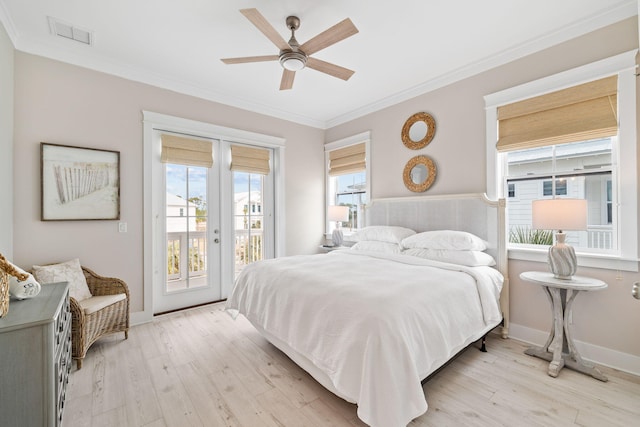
top-left (586, 225), bottom-right (613, 250)
top-left (166, 229), bottom-right (264, 287)
top-left (234, 229), bottom-right (263, 275)
top-left (167, 231), bottom-right (207, 282)
top-left (509, 225), bottom-right (613, 250)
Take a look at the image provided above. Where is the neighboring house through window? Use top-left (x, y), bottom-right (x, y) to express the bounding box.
top-left (506, 139), bottom-right (612, 250)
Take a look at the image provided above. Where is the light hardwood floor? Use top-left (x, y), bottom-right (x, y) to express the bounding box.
top-left (62, 302), bottom-right (640, 427)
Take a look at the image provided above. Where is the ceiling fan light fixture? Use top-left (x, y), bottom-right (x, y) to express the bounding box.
top-left (223, 9), bottom-right (358, 89)
top-left (279, 50), bottom-right (307, 71)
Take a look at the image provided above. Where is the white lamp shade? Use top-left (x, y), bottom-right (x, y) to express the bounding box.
top-left (532, 199), bottom-right (587, 231)
top-left (328, 205), bottom-right (349, 222)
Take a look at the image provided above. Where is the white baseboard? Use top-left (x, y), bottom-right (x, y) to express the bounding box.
top-left (508, 322), bottom-right (640, 377)
top-left (130, 310), bottom-right (153, 326)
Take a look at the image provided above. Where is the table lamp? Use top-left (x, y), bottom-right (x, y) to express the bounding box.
top-left (328, 205), bottom-right (350, 247)
top-left (532, 198), bottom-right (587, 280)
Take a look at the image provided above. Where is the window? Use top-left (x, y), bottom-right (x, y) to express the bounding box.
top-left (506, 139), bottom-right (613, 252)
top-left (333, 171), bottom-right (366, 228)
top-left (325, 132), bottom-right (371, 235)
top-left (542, 179), bottom-right (567, 196)
top-left (485, 51), bottom-right (637, 271)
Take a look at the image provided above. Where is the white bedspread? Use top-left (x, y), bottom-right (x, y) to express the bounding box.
top-left (226, 250), bottom-right (503, 427)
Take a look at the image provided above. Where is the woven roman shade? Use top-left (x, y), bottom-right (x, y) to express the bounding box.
top-left (328, 143), bottom-right (366, 176)
top-left (230, 144), bottom-right (270, 175)
top-left (497, 75), bottom-right (618, 152)
top-left (161, 134), bottom-right (213, 168)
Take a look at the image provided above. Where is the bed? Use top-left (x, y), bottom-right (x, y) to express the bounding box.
top-left (226, 193), bottom-right (509, 427)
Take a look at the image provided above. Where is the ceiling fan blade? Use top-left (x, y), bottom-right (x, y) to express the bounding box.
top-left (306, 57), bottom-right (355, 81)
top-left (221, 55), bottom-right (279, 64)
top-left (280, 69), bottom-right (295, 90)
top-left (299, 18), bottom-right (358, 56)
top-left (240, 8), bottom-right (290, 51)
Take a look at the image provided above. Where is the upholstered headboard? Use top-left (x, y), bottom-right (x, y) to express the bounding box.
top-left (364, 193), bottom-right (509, 337)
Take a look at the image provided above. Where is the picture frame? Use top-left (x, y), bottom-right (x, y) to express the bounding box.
top-left (41, 142), bottom-right (120, 221)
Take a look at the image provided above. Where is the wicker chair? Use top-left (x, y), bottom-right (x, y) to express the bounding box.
top-left (71, 267), bottom-right (130, 369)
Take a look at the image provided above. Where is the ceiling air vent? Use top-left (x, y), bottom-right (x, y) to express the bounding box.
top-left (48, 17), bottom-right (93, 45)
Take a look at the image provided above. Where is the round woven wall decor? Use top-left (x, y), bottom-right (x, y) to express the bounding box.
top-left (401, 112), bottom-right (436, 150)
top-left (403, 155), bottom-right (436, 192)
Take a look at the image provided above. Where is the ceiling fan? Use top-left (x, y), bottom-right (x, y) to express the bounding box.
top-left (221, 8), bottom-right (358, 90)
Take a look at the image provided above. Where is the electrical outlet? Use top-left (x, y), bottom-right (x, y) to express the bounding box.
top-left (118, 222), bottom-right (127, 233)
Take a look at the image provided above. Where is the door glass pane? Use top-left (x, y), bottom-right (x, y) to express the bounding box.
top-left (234, 171), bottom-right (264, 278)
top-left (166, 164), bottom-right (208, 292)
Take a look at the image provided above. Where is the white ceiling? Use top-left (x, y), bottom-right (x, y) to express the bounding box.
top-left (0, 0), bottom-right (636, 128)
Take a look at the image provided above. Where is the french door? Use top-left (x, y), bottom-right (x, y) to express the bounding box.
top-left (144, 112), bottom-right (283, 318)
top-left (153, 133), bottom-right (222, 314)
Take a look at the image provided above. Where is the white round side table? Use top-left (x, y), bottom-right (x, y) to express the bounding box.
top-left (519, 271), bottom-right (608, 382)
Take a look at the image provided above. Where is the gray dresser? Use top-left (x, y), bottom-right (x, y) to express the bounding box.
top-left (0, 282), bottom-right (72, 426)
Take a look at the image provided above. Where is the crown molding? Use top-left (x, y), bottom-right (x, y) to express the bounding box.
top-left (0, 0), bottom-right (18, 44)
top-left (325, 0), bottom-right (638, 128)
top-left (12, 34), bottom-right (327, 129)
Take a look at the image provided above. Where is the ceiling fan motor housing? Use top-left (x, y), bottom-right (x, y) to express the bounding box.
top-left (280, 15), bottom-right (307, 70)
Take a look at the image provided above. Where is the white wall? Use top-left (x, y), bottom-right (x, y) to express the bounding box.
top-left (0, 22), bottom-right (13, 257)
top-left (326, 17), bottom-right (640, 366)
top-left (12, 52), bottom-right (325, 313)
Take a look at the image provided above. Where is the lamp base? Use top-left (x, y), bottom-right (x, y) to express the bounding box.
top-left (332, 229), bottom-right (344, 247)
top-left (548, 232), bottom-right (577, 280)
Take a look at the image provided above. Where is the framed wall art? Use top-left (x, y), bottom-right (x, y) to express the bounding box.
top-left (41, 143), bottom-right (120, 221)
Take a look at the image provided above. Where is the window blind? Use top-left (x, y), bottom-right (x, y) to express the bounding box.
top-left (496, 75), bottom-right (618, 152)
top-left (328, 142), bottom-right (366, 176)
top-left (161, 134), bottom-right (213, 168)
top-left (230, 144), bottom-right (271, 175)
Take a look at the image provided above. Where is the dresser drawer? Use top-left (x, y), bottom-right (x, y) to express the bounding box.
top-left (54, 291), bottom-right (71, 354)
top-left (55, 290), bottom-right (71, 426)
top-left (56, 329), bottom-right (71, 426)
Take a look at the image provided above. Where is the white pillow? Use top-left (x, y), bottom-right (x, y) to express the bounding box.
top-left (351, 226), bottom-right (415, 244)
top-left (402, 248), bottom-right (496, 267)
top-left (32, 258), bottom-right (92, 301)
top-left (401, 230), bottom-right (487, 251)
top-left (351, 241), bottom-right (402, 254)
